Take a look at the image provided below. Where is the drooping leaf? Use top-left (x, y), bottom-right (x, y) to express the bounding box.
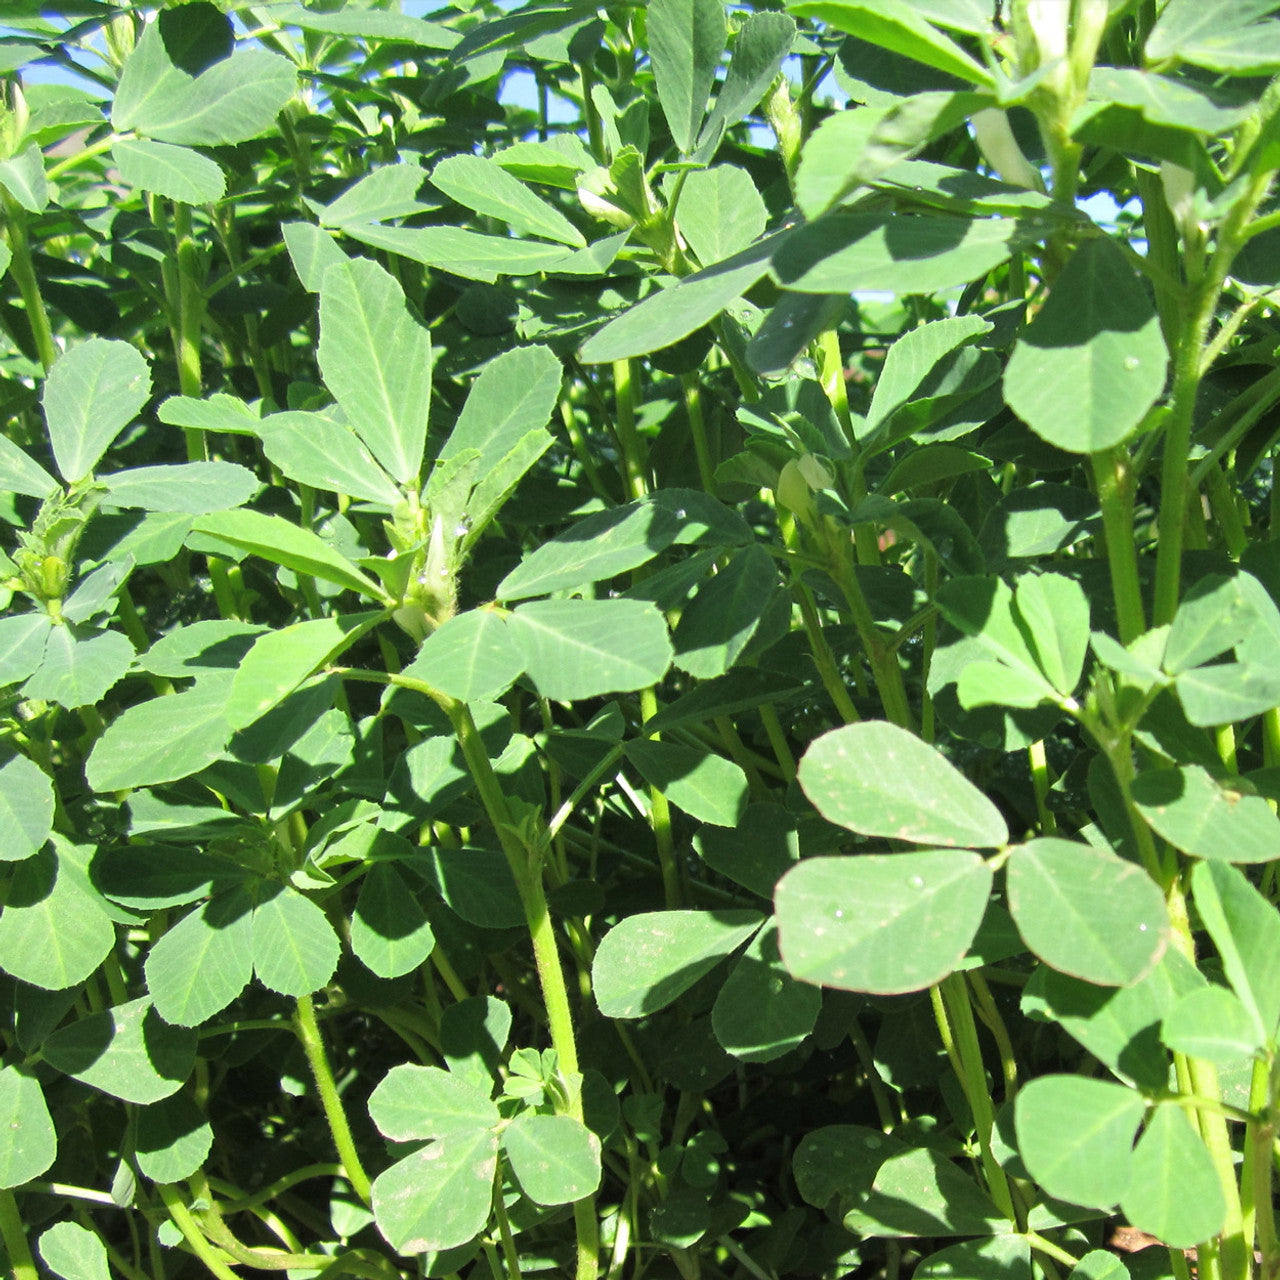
top-left (42, 338), bottom-right (151, 484)
top-left (1014, 1075), bottom-right (1144, 1208)
top-left (775, 850), bottom-right (993, 994)
top-left (86, 672), bottom-right (233, 792)
top-left (111, 138), bottom-right (225, 202)
top-left (710, 921), bottom-right (822, 1061)
top-left (0, 839), bottom-right (114, 990)
top-left (431, 154), bottom-right (585, 246)
top-left (798, 721), bottom-right (1008, 847)
top-left (625, 739), bottom-right (750, 827)
top-left (1131, 764), bottom-right (1280, 863)
top-left (251, 885), bottom-right (340, 998)
top-left (1006, 838), bottom-right (1168, 986)
top-left (369, 1063), bottom-right (498, 1142)
top-left (671, 543), bottom-right (779, 677)
top-left (38, 1223), bottom-right (110, 1280)
top-left (592, 910), bottom-right (763, 1018)
top-left (144, 884), bottom-right (255, 1026)
top-left (1003, 238), bottom-right (1168, 454)
top-left (1191, 860), bottom-right (1280, 1042)
top-left (503, 1113), bottom-right (601, 1204)
top-left (190, 509), bottom-right (387, 599)
top-left (42, 996), bottom-right (196, 1104)
top-left (318, 256), bottom-right (432, 485)
top-left (1120, 1106), bottom-right (1225, 1249)
top-left (0, 1066), bottom-right (55, 1189)
top-left (135, 1094), bottom-right (213, 1183)
top-left (371, 1129), bottom-right (499, 1254)
top-left (0, 753), bottom-right (54, 862)
top-left (506, 599), bottom-right (673, 701)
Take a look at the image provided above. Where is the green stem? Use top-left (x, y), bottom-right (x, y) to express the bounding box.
top-left (794, 577), bottom-right (860, 724)
top-left (2, 193), bottom-right (57, 371)
top-left (640, 685), bottom-right (681, 909)
top-left (613, 359), bottom-right (647, 499)
top-left (156, 1184), bottom-right (243, 1280)
top-left (1202, 461), bottom-right (1249, 558)
top-left (171, 202), bottom-right (208, 459)
top-left (292, 994), bottom-right (373, 1205)
top-left (681, 371), bottom-right (716, 493)
top-left (0, 1190), bottom-right (38, 1280)
top-left (939, 975), bottom-right (1018, 1224)
top-left (1091, 447), bottom-right (1147, 644)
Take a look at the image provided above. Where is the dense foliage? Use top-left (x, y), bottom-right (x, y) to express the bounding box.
top-left (4, 2), bottom-right (1280, 1280)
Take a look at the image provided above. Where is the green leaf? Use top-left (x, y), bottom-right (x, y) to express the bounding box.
top-left (401, 610), bottom-right (524, 704)
top-left (498, 491), bottom-right (747, 599)
top-left (1014, 1075), bottom-right (1144, 1208)
top-left (251, 886), bottom-right (339, 998)
top-left (0, 614), bottom-right (52, 686)
top-left (23, 625), bottom-right (134, 709)
top-left (672, 544), bottom-right (779, 677)
top-left (1190, 860), bottom-right (1280, 1042)
top-left (43, 338), bottom-right (151, 483)
top-left (676, 166), bottom-right (767, 266)
top-left (271, 3), bottom-right (457, 47)
top-left (1120, 1106), bottom-right (1225, 1249)
top-left (315, 163), bottom-right (434, 226)
top-left (226, 613), bottom-right (379, 730)
top-left (0, 840), bottom-right (114, 989)
top-left (190, 509), bottom-right (387, 599)
top-left (341, 222), bottom-right (577, 283)
top-left (625, 739), bottom-right (749, 827)
top-left (1174, 662), bottom-right (1280, 727)
top-left (1006, 838), bottom-right (1168, 986)
top-left (113, 20), bottom-right (295, 145)
top-left (0, 754), bottom-right (54, 861)
top-left (695, 11), bottom-right (796, 158)
top-left (914, 1237), bottom-right (1032, 1280)
top-left (135, 1094), bottom-right (213, 1183)
top-left (772, 211), bottom-right (1028, 294)
top-left (369, 1063), bottom-right (498, 1142)
top-left (157, 391), bottom-right (262, 437)
top-left (1069, 1254), bottom-right (1131, 1280)
top-left (144, 884), bottom-right (255, 1026)
top-left (1003, 239), bottom-right (1168, 454)
top-left (102, 461), bottom-right (257, 513)
top-left (1146, 0), bottom-right (1280, 74)
top-left (419, 847), bottom-right (526, 931)
top-left (90, 843), bottom-right (245, 910)
top-left (504, 1113), bottom-right (602, 1205)
top-left (1131, 765), bottom-right (1280, 864)
top-left (1162, 985), bottom-right (1263, 1064)
top-left (0, 141), bottom-right (48, 213)
top-left (711, 921), bottom-right (822, 1061)
top-left (431, 155), bottom-right (585, 246)
top-left (648, 0), bottom-right (727, 154)
top-left (592, 909), bottom-right (763, 1018)
top-left (506, 599), bottom-right (673, 701)
top-left (0, 434), bottom-right (56, 499)
top-left (774, 850), bottom-right (993, 994)
top-left (318, 256), bottom-right (432, 485)
top-left (789, 0), bottom-right (993, 85)
top-left (111, 138), bottom-right (225, 203)
top-left (579, 234), bottom-right (779, 362)
top-left (793, 1124), bottom-right (909, 1211)
top-left (85, 672), bottom-right (233, 792)
top-left (693, 802), bottom-right (800, 897)
top-left (351, 862), bottom-right (436, 979)
top-left (38, 1223), bottom-right (110, 1280)
top-left (798, 721), bottom-right (1009, 847)
top-left (1013, 573), bottom-right (1091, 695)
top-left (1163, 573), bottom-right (1258, 672)
top-left (1083, 68), bottom-right (1255, 136)
top-left (372, 1129), bottom-right (498, 1254)
top-left (0, 1066), bottom-right (55, 1188)
top-left (255, 410), bottom-right (401, 506)
top-left (41, 996), bottom-right (196, 1104)
top-left (852, 1147), bottom-right (1010, 1238)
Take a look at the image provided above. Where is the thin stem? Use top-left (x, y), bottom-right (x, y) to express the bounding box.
top-left (171, 202), bottom-right (208, 459)
top-left (794, 578), bottom-right (860, 723)
top-left (2, 193), bottom-right (57, 371)
top-left (156, 1184), bottom-right (243, 1280)
top-left (640, 685), bottom-right (681, 909)
top-left (612, 358), bottom-right (647, 500)
top-left (292, 994), bottom-right (373, 1205)
top-left (681, 371), bottom-right (716, 493)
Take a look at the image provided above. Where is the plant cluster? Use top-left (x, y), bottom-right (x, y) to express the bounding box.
top-left (3, 3), bottom-right (1280, 1280)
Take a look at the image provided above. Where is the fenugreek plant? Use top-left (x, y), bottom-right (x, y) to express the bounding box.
top-left (4, 3), bottom-right (1280, 1280)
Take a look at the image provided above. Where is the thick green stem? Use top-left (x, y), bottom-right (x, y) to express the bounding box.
top-left (156, 1184), bottom-right (242, 1280)
top-left (1091, 447), bottom-right (1147, 644)
top-left (171, 202), bottom-right (208, 458)
top-left (681, 371), bottom-right (716, 493)
top-left (0, 1190), bottom-right (38, 1280)
top-left (612, 358), bottom-right (647, 500)
top-left (293, 994), bottom-right (373, 1205)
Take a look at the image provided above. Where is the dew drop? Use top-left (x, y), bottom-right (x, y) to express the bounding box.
top-left (864, 1135), bottom-right (881, 1149)
top-left (1123, 355), bottom-right (1140, 371)
top-left (1138, 922), bottom-right (1148, 931)
top-left (833, 908), bottom-right (845, 920)
top-left (675, 508), bottom-right (687, 519)
top-left (908, 874), bottom-right (925, 889)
